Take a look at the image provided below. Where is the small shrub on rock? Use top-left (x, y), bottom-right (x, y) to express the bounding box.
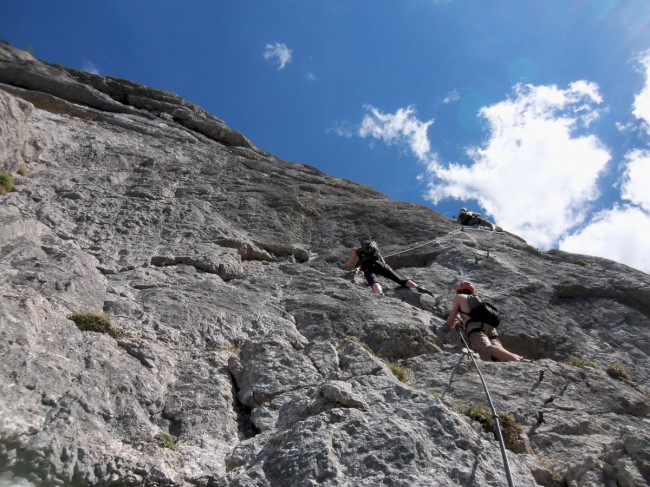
top-left (457, 404), bottom-right (523, 451)
top-left (155, 433), bottom-right (178, 451)
top-left (499, 412), bottom-right (523, 447)
top-left (67, 311), bottom-right (129, 338)
top-left (0, 171), bottom-right (14, 194)
top-left (458, 404), bottom-right (492, 427)
top-left (17, 164), bottom-right (28, 176)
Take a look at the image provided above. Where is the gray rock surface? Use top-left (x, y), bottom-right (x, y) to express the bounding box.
top-left (1, 41), bottom-right (649, 486)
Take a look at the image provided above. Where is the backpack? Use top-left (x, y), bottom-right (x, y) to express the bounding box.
top-left (461, 295), bottom-right (501, 327)
top-left (458, 212), bottom-right (474, 225)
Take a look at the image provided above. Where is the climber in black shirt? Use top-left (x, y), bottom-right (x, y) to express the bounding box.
top-left (457, 208), bottom-right (496, 231)
top-left (345, 240), bottom-right (433, 296)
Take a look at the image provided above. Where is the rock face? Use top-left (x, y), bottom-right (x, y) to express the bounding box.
top-left (1, 42), bottom-right (649, 487)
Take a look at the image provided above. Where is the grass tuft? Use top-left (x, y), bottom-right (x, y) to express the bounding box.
top-left (67, 311), bottom-right (130, 338)
top-left (387, 361), bottom-right (409, 383)
top-left (213, 345), bottom-right (242, 355)
top-left (607, 360), bottom-right (632, 382)
top-left (457, 404), bottom-right (523, 449)
top-left (347, 338), bottom-right (410, 383)
top-left (155, 433), bottom-right (178, 451)
top-left (458, 404), bottom-right (492, 427)
top-left (0, 171), bottom-right (14, 194)
top-left (499, 412), bottom-right (523, 446)
top-left (567, 357), bottom-right (599, 369)
top-left (606, 360), bottom-right (647, 395)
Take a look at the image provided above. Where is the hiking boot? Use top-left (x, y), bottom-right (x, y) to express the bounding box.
top-left (416, 286), bottom-right (434, 296)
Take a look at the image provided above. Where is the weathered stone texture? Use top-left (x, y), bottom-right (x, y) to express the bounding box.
top-left (1, 42), bottom-right (649, 486)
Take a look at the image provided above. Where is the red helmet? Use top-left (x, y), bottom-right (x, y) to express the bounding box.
top-left (456, 281), bottom-right (475, 294)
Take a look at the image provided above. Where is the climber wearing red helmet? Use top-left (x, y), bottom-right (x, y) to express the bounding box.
top-left (443, 281), bottom-right (522, 362)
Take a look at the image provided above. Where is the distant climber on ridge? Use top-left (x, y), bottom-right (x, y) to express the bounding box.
top-left (345, 240), bottom-right (433, 296)
top-left (441, 281), bottom-right (521, 362)
top-left (457, 208), bottom-right (496, 231)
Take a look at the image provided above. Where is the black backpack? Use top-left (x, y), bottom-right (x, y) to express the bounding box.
top-left (462, 295), bottom-right (501, 327)
top-left (458, 212), bottom-right (474, 225)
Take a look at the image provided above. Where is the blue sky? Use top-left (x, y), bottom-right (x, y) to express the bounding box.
top-left (2, 1), bottom-right (650, 273)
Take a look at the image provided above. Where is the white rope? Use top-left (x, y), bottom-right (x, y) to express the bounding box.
top-left (383, 224), bottom-right (506, 259)
top-left (383, 227), bottom-right (466, 258)
top-left (459, 227), bottom-right (505, 234)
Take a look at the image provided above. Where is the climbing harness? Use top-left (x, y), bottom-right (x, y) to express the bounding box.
top-left (456, 326), bottom-right (516, 487)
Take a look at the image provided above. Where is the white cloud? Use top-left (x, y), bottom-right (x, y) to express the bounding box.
top-left (560, 205), bottom-right (650, 273)
top-left (621, 149), bottom-right (650, 211)
top-left (557, 51), bottom-right (650, 273)
top-left (327, 121), bottom-right (355, 138)
top-left (558, 151), bottom-right (650, 273)
top-left (632, 49), bottom-right (650, 134)
top-left (425, 82), bottom-right (610, 249)
top-left (263, 42), bottom-right (292, 70)
top-left (358, 105), bottom-right (434, 162)
top-left (306, 71), bottom-right (315, 81)
top-left (442, 90), bottom-right (460, 104)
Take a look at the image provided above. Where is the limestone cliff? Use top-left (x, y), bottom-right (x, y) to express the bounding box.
top-left (1, 42), bottom-right (649, 487)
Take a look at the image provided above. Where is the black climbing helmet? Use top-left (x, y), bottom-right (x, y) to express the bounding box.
top-left (361, 240), bottom-right (378, 254)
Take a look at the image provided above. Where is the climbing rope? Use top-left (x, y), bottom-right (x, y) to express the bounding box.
top-left (383, 225), bottom-right (502, 259)
top-left (345, 225), bottom-right (501, 285)
top-left (382, 228), bottom-right (465, 258)
top-left (456, 326), bottom-right (516, 487)
top-left (458, 227), bottom-right (505, 234)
